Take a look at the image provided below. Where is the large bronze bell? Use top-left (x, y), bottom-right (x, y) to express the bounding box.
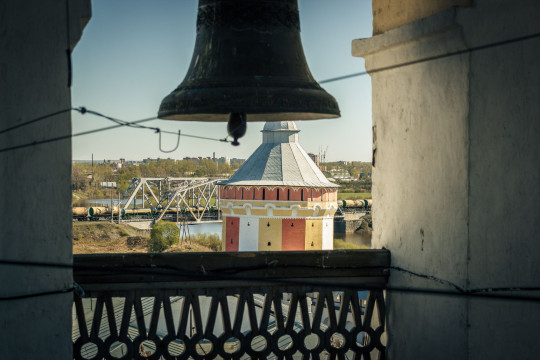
top-left (158, 0), bottom-right (340, 145)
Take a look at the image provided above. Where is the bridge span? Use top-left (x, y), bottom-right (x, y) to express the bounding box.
top-left (74, 177), bottom-right (226, 224)
top-left (121, 177), bottom-right (225, 223)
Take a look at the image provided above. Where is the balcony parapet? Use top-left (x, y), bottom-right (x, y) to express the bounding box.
top-left (73, 250), bottom-right (390, 359)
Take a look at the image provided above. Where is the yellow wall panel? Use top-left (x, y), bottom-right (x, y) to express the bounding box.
top-left (298, 209), bottom-right (315, 217)
top-left (232, 208), bottom-right (247, 216)
top-left (274, 209), bottom-right (292, 217)
top-left (250, 201), bottom-right (268, 207)
top-left (251, 209), bottom-right (267, 216)
top-left (305, 219), bottom-right (323, 250)
top-left (258, 218), bottom-right (282, 251)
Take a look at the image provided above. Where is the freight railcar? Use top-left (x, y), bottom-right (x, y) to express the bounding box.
top-left (339, 199), bottom-right (372, 210)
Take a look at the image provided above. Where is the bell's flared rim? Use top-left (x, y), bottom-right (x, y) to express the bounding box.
top-left (158, 86), bottom-right (340, 122)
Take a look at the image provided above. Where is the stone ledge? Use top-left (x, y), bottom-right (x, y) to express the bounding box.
top-left (352, 8), bottom-right (468, 72)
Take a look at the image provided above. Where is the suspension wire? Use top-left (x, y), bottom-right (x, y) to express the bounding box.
top-left (0, 108), bottom-right (74, 135)
top-left (0, 31), bottom-right (538, 152)
top-left (83, 108), bottom-right (229, 143)
top-left (1, 258), bottom-right (539, 303)
top-left (319, 30), bottom-right (540, 84)
top-left (389, 265), bottom-right (465, 293)
top-left (1, 32), bottom-right (540, 301)
top-left (386, 287), bottom-right (540, 303)
top-left (0, 107), bottom-right (230, 154)
top-left (2, 284), bottom-right (539, 303)
top-left (158, 130), bottom-right (182, 153)
top-left (0, 111), bottom-right (158, 154)
top-left (0, 287), bottom-right (75, 301)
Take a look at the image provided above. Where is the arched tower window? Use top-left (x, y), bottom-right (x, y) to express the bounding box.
top-left (262, 188), bottom-right (265, 200)
top-left (301, 189), bottom-right (304, 201)
top-left (287, 188), bottom-right (290, 200)
top-left (277, 189), bottom-right (280, 200)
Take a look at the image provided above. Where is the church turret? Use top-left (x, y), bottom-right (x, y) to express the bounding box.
top-left (219, 121), bottom-right (339, 251)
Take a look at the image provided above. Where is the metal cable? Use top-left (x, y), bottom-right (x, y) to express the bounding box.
top-left (0, 31), bottom-right (538, 152)
top-left (0, 108), bottom-right (74, 135)
top-left (1, 258), bottom-right (539, 303)
top-left (0, 107), bottom-right (230, 154)
top-left (0, 287), bottom-right (74, 301)
top-left (319, 31), bottom-right (540, 84)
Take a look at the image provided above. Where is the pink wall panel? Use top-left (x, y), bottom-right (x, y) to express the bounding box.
top-left (282, 218), bottom-right (306, 250)
top-left (225, 216), bottom-right (239, 251)
top-left (288, 188), bottom-right (301, 201)
top-left (265, 188), bottom-right (277, 201)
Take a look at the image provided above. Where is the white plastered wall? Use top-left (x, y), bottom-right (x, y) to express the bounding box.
top-left (353, 2), bottom-right (540, 359)
top-left (239, 216), bottom-right (259, 251)
top-left (322, 217), bottom-right (334, 250)
top-left (0, 0), bottom-right (90, 358)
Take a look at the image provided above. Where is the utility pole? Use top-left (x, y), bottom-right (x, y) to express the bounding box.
top-left (110, 188), bottom-right (113, 223)
top-left (118, 191), bottom-right (121, 225)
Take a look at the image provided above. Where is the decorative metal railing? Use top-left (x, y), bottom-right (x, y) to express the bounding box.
top-left (73, 250), bottom-right (389, 359)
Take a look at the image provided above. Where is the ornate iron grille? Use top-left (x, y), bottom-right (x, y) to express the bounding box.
top-left (73, 251), bottom-right (389, 359)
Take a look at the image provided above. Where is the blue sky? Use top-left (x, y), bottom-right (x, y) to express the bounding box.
top-left (71, 0), bottom-right (373, 162)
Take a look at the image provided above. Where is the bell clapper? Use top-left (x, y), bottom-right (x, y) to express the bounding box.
top-left (227, 112), bottom-right (247, 146)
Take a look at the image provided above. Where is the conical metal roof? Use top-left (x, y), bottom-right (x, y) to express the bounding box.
top-left (262, 121), bottom-right (298, 132)
top-left (219, 122), bottom-right (338, 188)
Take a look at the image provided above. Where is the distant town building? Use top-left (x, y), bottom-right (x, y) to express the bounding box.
top-left (216, 157), bottom-right (231, 165)
top-left (307, 152), bottom-right (320, 167)
top-left (100, 181), bottom-right (117, 189)
top-left (183, 157), bottom-right (199, 162)
top-left (228, 158), bottom-right (244, 165)
top-left (219, 121), bottom-right (339, 252)
top-left (108, 160), bottom-right (123, 169)
top-left (329, 168), bottom-right (349, 177)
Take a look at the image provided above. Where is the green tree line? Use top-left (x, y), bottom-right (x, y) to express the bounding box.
top-left (72, 159), bottom-right (241, 198)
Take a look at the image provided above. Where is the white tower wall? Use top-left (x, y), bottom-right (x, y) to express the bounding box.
top-left (239, 216), bottom-right (260, 251)
top-left (322, 217), bottom-right (334, 250)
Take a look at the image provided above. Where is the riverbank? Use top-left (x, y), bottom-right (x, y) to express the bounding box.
top-left (73, 220), bottom-right (369, 254)
top-left (73, 222), bottom-right (215, 254)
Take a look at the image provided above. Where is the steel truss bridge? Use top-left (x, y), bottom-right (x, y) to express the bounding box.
top-left (120, 177), bottom-right (225, 223)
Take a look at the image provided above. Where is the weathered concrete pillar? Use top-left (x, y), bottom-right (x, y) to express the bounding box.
top-left (0, 1), bottom-right (90, 358)
top-left (353, 1), bottom-right (540, 358)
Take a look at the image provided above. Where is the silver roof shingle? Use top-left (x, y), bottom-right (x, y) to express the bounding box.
top-left (219, 122), bottom-right (338, 188)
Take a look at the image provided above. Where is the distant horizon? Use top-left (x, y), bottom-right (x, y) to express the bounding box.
top-left (72, 157), bottom-right (371, 163)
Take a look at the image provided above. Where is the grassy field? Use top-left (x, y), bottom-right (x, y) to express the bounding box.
top-left (337, 192), bottom-right (371, 201)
